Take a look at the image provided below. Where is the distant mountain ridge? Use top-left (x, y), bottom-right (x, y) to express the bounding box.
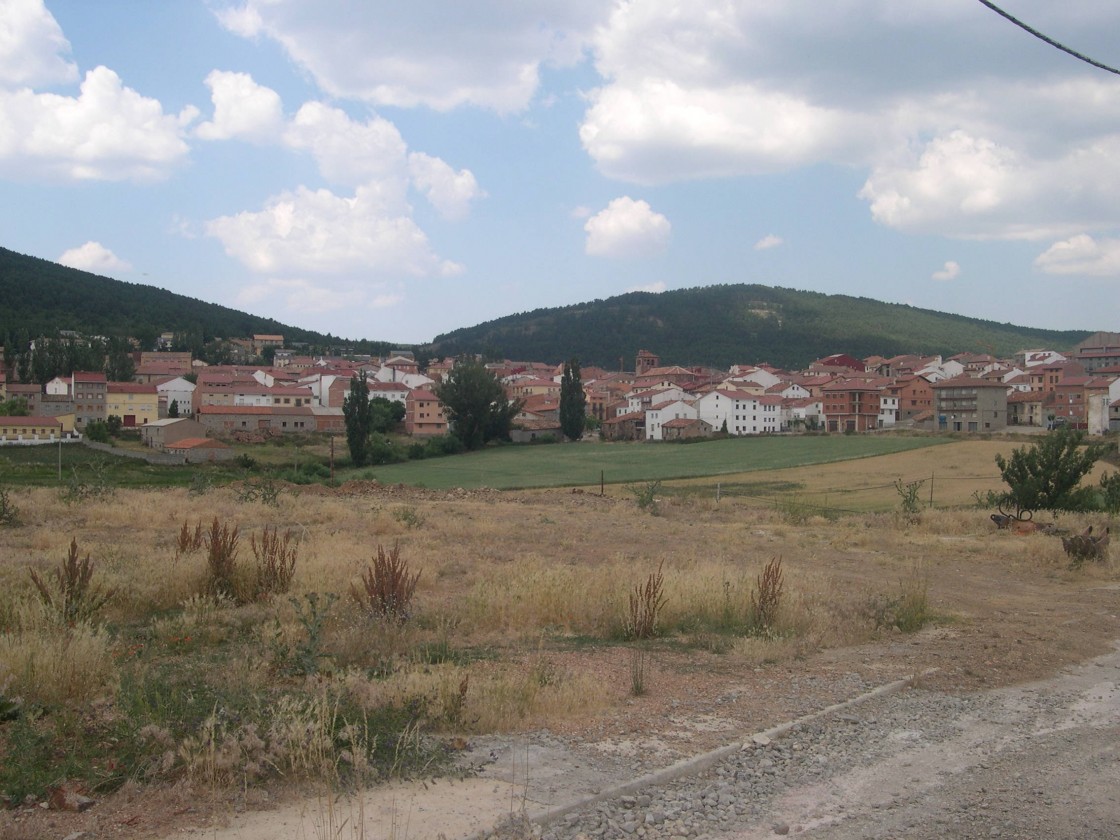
top-left (1, 245), bottom-right (1090, 370)
top-left (427, 285), bottom-right (1091, 370)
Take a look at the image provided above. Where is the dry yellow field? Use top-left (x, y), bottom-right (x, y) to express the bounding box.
top-left (1, 437), bottom-right (1118, 838)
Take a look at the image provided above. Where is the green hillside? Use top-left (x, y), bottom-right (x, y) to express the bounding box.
top-left (425, 285), bottom-right (1090, 369)
top-left (0, 246), bottom-right (393, 354)
top-left (1, 246), bottom-right (1091, 370)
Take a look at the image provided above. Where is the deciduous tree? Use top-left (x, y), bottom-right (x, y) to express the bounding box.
top-left (995, 429), bottom-right (1108, 513)
top-left (434, 357), bottom-right (522, 450)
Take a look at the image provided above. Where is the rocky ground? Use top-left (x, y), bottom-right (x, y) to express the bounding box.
top-left (489, 643), bottom-right (1120, 840)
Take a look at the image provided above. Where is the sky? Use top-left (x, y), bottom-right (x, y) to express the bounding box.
top-left (3, 1), bottom-right (1120, 345)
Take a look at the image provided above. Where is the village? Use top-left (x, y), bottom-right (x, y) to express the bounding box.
top-left (2, 331), bottom-right (1120, 459)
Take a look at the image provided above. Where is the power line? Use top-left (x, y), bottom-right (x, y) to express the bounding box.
top-left (976, 0), bottom-right (1120, 77)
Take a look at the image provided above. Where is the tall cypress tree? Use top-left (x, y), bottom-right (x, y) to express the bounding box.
top-left (559, 358), bottom-right (586, 441)
top-left (342, 375), bottom-right (373, 466)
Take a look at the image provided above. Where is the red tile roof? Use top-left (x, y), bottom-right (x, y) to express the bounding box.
top-left (166, 437), bottom-right (230, 450)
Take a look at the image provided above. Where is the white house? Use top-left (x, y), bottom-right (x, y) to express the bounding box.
top-left (45, 376), bottom-right (69, 396)
top-left (645, 399), bottom-right (698, 441)
top-left (373, 366), bottom-right (433, 390)
top-left (1022, 349), bottom-right (1067, 368)
top-left (783, 397), bottom-right (823, 431)
top-left (369, 380), bottom-right (410, 405)
top-left (723, 366), bottom-right (781, 390)
top-left (695, 389), bottom-right (781, 435)
top-left (156, 376), bottom-right (196, 417)
top-left (879, 392), bottom-right (899, 428)
top-left (625, 386), bottom-right (689, 416)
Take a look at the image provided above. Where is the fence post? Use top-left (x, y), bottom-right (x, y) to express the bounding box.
top-left (929, 472), bottom-right (935, 508)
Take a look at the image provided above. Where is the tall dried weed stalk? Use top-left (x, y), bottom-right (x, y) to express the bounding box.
top-left (28, 538), bottom-right (116, 627)
top-left (751, 556), bottom-right (784, 634)
top-left (205, 518), bottom-right (240, 599)
top-left (251, 526), bottom-right (299, 600)
top-left (352, 542), bottom-right (420, 622)
top-left (176, 519), bottom-right (206, 557)
top-left (626, 561), bottom-right (667, 640)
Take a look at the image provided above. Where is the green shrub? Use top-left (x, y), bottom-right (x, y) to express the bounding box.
top-left (0, 486), bottom-right (20, 527)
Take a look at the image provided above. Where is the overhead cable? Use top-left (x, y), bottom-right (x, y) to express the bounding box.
top-left (975, 0), bottom-right (1120, 77)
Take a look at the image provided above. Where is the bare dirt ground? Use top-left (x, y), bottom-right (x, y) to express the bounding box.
top-left (3, 439), bottom-right (1118, 840)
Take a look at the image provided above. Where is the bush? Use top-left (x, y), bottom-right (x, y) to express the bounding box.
top-left (426, 434), bottom-right (465, 457)
top-left (1100, 471), bottom-right (1120, 514)
top-left (84, 420), bottom-right (110, 443)
top-left (368, 433), bottom-right (406, 465)
top-left (995, 429), bottom-right (1108, 512)
top-left (628, 480), bottom-right (662, 515)
top-left (0, 486), bottom-right (20, 527)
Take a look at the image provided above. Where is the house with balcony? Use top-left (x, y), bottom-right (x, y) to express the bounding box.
top-left (404, 389), bottom-right (448, 437)
top-left (820, 379), bottom-right (884, 432)
top-left (931, 377), bottom-right (1008, 432)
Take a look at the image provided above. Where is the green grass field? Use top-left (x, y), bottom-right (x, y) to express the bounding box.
top-left (357, 434), bottom-right (950, 490)
top-left (0, 434), bottom-right (951, 493)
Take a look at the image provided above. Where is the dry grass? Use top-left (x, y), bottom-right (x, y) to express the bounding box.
top-left (2, 438), bottom-right (1115, 800)
top-left (0, 601), bottom-right (116, 706)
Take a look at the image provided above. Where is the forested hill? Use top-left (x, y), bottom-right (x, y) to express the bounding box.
top-left (0, 246), bottom-right (393, 353)
top-left (2, 245), bottom-right (1091, 369)
top-left (425, 285), bottom-right (1090, 370)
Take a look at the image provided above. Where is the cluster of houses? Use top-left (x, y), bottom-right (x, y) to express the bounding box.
top-left (591, 335), bottom-right (1120, 440)
top-left (2, 331), bottom-right (1119, 454)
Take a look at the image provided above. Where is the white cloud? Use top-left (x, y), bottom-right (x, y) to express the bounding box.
top-left (215, 0), bottom-right (607, 112)
top-left (408, 152), bottom-right (485, 220)
top-left (580, 79), bottom-right (856, 184)
top-left (236, 278), bottom-right (373, 315)
top-left (626, 281), bottom-right (667, 294)
top-left (1035, 234), bottom-right (1120, 276)
top-left (0, 0), bottom-right (77, 88)
top-left (206, 183), bottom-right (461, 278)
top-left (195, 70), bottom-right (284, 142)
top-left (577, 1), bottom-right (1120, 239)
top-left (284, 101), bottom-right (409, 189)
top-left (0, 65), bottom-right (194, 180)
top-left (585, 196), bottom-right (670, 258)
top-left (57, 241), bottom-right (132, 274)
top-left (754, 234), bottom-right (783, 251)
top-left (931, 260), bottom-right (960, 281)
top-left (859, 131), bottom-right (1021, 235)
